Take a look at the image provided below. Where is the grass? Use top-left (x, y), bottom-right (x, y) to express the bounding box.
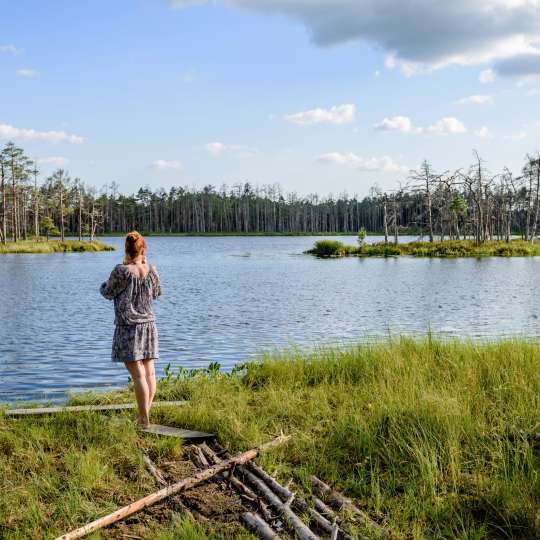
top-left (0, 239), bottom-right (115, 254)
top-left (1, 338), bottom-right (539, 538)
top-left (306, 238), bottom-right (540, 258)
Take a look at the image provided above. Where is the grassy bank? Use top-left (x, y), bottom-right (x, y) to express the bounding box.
top-left (0, 239), bottom-right (115, 254)
top-left (306, 239), bottom-right (540, 258)
top-left (1, 339), bottom-right (539, 538)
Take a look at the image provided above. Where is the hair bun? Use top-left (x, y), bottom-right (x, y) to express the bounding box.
top-left (125, 231), bottom-right (146, 260)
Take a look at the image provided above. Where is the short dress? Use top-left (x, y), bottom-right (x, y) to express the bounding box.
top-left (100, 263), bottom-right (162, 362)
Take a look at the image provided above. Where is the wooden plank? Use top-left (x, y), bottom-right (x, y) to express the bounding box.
top-left (141, 423), bottom-right (214, 441)
top-left (4, 400), bottom-right (188, 416)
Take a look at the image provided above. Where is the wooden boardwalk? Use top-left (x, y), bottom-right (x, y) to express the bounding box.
top-left (4, 400), bottom-right (188, 416)
top-left (141, 424), bottom-right (214, 441)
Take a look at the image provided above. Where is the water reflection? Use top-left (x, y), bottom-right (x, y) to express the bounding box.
top-left (1, 236), bottom-right (539, 402)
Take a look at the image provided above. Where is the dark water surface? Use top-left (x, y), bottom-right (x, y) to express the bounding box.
top-left (2, 235), bottom-right (540, 403)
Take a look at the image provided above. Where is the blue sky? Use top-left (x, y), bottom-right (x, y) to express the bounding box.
top-left (1, 0), bottom-right (539, 196)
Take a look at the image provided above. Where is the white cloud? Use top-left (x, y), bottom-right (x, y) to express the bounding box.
top-left (151, 159), bottom-right (183, 171)
top-left (455, 94), bottom-right (493, 105)
top-left (285, 104), bottom-right (356, 125)
top-left (374, 115), bottom-right (412, 132)
top-left (475, 126), bottom-right (493, 138)
top-left (0, 123), bottom-right (84, 144)
top-left (318, 152), bottom-right (407, 173)
top-left (169, 1), bottom-right (540, 77)
top-left (205, 142), bottom-right (258, 158)
top-left (479, 69), bottom-right (496, 83)
top-left (38, 156), bottom-right (69, 167)
top-left (427, 117), bottom-right (467, 134)
top-left (526, 87), bottom-right (540, 96)
top-left (0, 44), bottom-right (19, 54)
top-left (504, 131), bottom-right (527, 140)
top-left (16, 68), bottom-right (38, 78)
top-left (374, 115), bottom-right (466, 135)
top-left (206, 142), bottom-right (226, 156)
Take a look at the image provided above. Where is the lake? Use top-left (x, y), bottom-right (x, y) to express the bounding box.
top-left (1, 235), bottom-right (540, 403)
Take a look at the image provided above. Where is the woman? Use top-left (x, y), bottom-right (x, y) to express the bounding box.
top-left (100, 231), bottom-right (161, 427)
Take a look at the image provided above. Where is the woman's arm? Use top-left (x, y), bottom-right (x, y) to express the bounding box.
top-left (100, 265), bottom-right (126, 300)
top-left (150, 266), bottom-right (162, 299)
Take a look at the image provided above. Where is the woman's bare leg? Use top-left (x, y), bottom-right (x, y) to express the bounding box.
top-left (124, 360), bottom-right (150, 427)
top-left (142, 359), bottom-right (157, 409)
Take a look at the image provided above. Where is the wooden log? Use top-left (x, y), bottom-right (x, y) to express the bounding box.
top-left (55, 435), bottom-right (290, 540)
top-left (190, 445), bottom-right (211, 469)
top-left (313, 497), bottom-right (337, 520)
top-left (215, 443), bottom-right (351, 540)
top-left (242, 512), bottom-right (282, 540)
top-left (246, 461), bottom-right (291, 500)
top-left (5, 401), bottom-right (187, 416)
top-left (142, 453), bottom-right (167, 486)
top-left (245, 460), bottom-right (355, 540)
top-left (330, 522), bottom-right (339, 540)
top-left (199, 443), bottom-right (258, 502)
top-left (310, 475), bottom-right (388, 539)
top-left (240, 468), bottom-right (320, 540)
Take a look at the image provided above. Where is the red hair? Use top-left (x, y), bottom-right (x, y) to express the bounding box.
top-left (125, 231), bottom-right (146, 261)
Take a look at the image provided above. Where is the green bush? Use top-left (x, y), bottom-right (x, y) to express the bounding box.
top-left (306, 239), bottom-right (347, 257)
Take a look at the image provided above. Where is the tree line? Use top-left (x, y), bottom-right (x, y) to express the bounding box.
top-left (1, 141), bottom-right (539, 244)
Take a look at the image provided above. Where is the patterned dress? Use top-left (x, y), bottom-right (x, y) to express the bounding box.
top-left (100, 263), bottom-right (162, 362)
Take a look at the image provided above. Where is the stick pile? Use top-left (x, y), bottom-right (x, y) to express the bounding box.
top-left (56, 435), bottom-right (386, 540)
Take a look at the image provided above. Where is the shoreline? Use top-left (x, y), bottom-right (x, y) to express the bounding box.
top-left (1, 338), bottom-right (539, 538)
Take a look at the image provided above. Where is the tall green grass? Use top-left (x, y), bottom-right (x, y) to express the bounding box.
top-left (306, 239), bottom-right (540, 258)
top-left (0, 239), bottom-right (115, 254)
top-left (1, 339), bottom-right (539, 538)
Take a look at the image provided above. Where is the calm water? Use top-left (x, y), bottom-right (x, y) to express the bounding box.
top-left (1, 235), bottom-right (540, 403)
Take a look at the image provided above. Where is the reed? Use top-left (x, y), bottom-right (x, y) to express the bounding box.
top-left (306, 238), bottom-right (540, 258)
top-left (0, 239), bottom-right (115, 254)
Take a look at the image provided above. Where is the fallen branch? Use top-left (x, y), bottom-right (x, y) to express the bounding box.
top-left (242, 512), bottom-right (283, 540)
top-left (310, 476), bottom-right (388, 539)
top-left (143, 453), bottom-right (167, 486)
top-left (55, 435), bottom-right (290, 540)
top-left (142, 453), bottom-right (196, 521)
top-left (190, 444), bottom-right (212, 470)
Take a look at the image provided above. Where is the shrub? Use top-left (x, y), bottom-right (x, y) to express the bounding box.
top-left (307, 240), bottom-right (347, 257)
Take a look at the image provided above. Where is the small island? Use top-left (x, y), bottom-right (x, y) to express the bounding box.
top-left (0, 239), bottom-right (115, 254)
top-left (306, 238), bottom-right (540, 258)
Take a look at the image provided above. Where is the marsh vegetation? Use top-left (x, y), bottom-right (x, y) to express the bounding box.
top-left (0, 239), bottom-right (114, 254)
top-left (306, 238), bottom-right (540, 258)
top-left (1, 339), bottom-right (538, 538)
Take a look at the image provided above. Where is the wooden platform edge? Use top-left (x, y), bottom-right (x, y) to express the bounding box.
top-left (4, 400), bottom-right (188, 416)
top-left (141, 423), bottom-right (214, 440)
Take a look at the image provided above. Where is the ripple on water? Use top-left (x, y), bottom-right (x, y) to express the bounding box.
top-left (2, 235), bottom-right (540, 402)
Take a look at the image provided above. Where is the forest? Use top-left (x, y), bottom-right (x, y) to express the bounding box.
top-left (1, 141), bottom-right (539, 243)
